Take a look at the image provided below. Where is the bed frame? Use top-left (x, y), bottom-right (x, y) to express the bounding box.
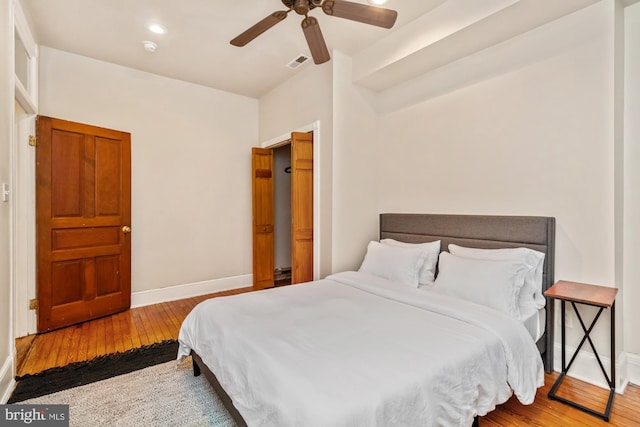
top-left (191, 213), bottom-right (556, 426)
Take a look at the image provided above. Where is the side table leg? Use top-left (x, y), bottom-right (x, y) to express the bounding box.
top-left (561, 300), bottom-right (566, 371)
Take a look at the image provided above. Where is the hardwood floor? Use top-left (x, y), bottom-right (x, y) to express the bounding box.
top-left (482, 374), bottom-right (640, 426)
top-left (16, 287), bottom-right (252, 376)
top-left (15, 288), bottom-right (640, 426)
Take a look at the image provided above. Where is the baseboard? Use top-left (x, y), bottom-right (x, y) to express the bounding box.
top-left (0, 354), bottom-right (15, 404)
top-left (627, 352), bottom-right (640, 387)
top-left (553, 343), bottom-right (629, 393)
top-left (131, 274), bottom-right (253, 308)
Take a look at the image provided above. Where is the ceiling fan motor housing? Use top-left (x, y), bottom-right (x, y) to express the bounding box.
top-left (282, 0), bottom-right (320, 14)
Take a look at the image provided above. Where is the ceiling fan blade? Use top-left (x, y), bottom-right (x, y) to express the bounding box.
top-left (301, 16), bottom-right (330, 64)
top-left (322, 0), bottom-right (397, 29)
top-left (230, 11), bottom-right (289, 47)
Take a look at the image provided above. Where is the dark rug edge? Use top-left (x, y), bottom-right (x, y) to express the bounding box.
top-left (8, 339), bottom-right (179, 403)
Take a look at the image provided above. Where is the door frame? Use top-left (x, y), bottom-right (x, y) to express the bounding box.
top-left (12, 104), bottom-right (37, 338)
top-left (260, 120), bottom-right (320, 281)
top-left (12, 0), bottom-right (39, 338)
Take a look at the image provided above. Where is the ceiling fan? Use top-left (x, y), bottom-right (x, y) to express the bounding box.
top-left (230, 0), bottom-right (398, 65)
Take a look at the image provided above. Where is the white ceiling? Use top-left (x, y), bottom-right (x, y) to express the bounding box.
top-left (20, 0), bottom-right (629, 99)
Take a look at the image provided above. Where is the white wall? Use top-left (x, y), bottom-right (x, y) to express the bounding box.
top-left (0, 0), bottom-right (14, 404)
top-left (376, 1), bottom-right (620, 372)
top-left (259, 62), bottom-right (334, 277)
top-left (331, 51), bottom-right (380, 272)
top-left (258, 53), bottom-right (383, 276)
top-left (624, 2), bottom-right (640, 378)
top-left (39, 47), bottom-right (259, 296)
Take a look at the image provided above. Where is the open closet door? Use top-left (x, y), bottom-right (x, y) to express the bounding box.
top-left (251, 147), bottom-right (275, 289)
top-left (291, 132), bottom-right (313, 284)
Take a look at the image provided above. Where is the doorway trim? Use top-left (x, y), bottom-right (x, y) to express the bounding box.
top-left (260, 120), bottom-right (320, 281)
top-left (12, 0), bottom-right (38, 338)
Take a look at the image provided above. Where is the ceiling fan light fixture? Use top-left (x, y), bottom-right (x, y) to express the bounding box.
top-left (367, 0), bottom-right (388, 5)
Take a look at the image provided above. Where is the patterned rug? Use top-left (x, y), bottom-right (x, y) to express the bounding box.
top-left (9, 339), bottom-right (180, 403)
top-left (17, 358), bottom-right (236, 426)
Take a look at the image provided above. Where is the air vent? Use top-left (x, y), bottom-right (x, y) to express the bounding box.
top-left (286, 54), bottom-right (310, 69)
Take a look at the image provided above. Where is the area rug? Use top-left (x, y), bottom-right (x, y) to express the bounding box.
top-left (18, 358), bottom-right (236, 427)
top-left (9, 339), bottom-right (180, 403)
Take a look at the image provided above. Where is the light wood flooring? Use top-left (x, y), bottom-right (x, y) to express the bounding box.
top-left (15, 288), bottom-right (640, 426)
top-left (16, 287), bottom-right (252, 376)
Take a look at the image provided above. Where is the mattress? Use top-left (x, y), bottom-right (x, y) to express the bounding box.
top-left (178, 271), bottom-right (544, 427)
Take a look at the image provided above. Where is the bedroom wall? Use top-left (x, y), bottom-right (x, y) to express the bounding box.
top-left (376, 1), bottom-right (622, 377)
top-left (38, 47), bottom-right (259, 298)
top-left (258, 54), bottom-right (381, 277)
top-left (0, 0), bottom-right (14, 403)
top-left (624, 2), bottom-right (640, 377)
top-left (259, 62), bottom-right (334, 278)
top-left (331, 51), bottom-right (379, 272)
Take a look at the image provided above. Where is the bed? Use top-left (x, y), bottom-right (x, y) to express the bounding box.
top-left (178, 213), bottom-right (556, 427)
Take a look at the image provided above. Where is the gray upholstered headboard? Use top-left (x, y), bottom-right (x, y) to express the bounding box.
top-left (380, 213), bottom-right (556, 373)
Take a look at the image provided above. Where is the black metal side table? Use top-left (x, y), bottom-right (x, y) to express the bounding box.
top-left (544, 280), bottom-right (618, 421)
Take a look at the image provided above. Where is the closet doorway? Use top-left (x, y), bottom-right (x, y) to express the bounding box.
top-left (252, 131), bottom-right (313, 290)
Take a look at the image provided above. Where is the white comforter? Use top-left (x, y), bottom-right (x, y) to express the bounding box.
top-left (177, 271), bottom-right (544, 427)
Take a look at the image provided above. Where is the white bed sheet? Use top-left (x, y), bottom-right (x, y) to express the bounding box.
top-left (178, 271), bottom-right (544, 427)
top-left (521, 304), bottom-right (546, 342)
top-left (420, 284), bottom-right (546, 342)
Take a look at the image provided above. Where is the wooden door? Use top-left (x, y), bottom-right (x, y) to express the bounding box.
top-left (251, 147), bottom-right (275, 290)
top-left (290, 132), bottom-right (313, 284)
top-left (36, 116), bottom-right (131, 332)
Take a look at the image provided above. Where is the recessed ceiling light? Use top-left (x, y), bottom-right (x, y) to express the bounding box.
top-left (148, 24), bottom-right (167, 35)
top-left (142, 41), bottom-right (158, 52)
top-left (367, 0), bottom-right (388, 5)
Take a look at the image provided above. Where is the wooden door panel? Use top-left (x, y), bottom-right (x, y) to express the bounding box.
top-left (293, 171), bottom-right (313, 230)
top-left (96, 255), bottom-right (121, 296)
top-left (51, 261), bottom-right (83, 306)
top-left (252, 148), bottom-right (275, 290)
top-left (95, 137), bottom-right (122, 215)
top-left (291, 132), bottom-right (313, 284)
top-left (52, 227), bottom-right (120, 250)
top-left (51, 130), bottom-right (83, 217)
top-left (37, 116), bottom-right (131, 332)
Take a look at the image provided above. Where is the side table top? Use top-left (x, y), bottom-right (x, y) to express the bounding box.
top-left (544, 280), bottom-right (618, 308)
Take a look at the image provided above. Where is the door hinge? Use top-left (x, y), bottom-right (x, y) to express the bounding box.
top-left (29, 299), bottom-right (38, 310)
top-left (29, 135), bottom-right (37, 147)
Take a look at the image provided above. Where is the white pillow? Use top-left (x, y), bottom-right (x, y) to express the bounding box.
top-left (380, 239), bottom-right (441, 286)
top-left (434, 252), bottom-right (529, 319)
top-left (358, 241), bottom-right (427, 287)
top-left (448, 244), bottom-right (546, 309)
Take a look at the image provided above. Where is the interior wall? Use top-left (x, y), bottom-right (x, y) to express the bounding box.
top-left (38, 47), bottom-right (259, 293)
top-left (0, 0), bottom-right (14, 403)
top-left (259, 63), bottom-right (333, 277)
top-left (273, 145), bottom-right (291, 270)
top-left (624, 2), bottom-right (640, 359)
top-left (331, 51), bottom-right (380, 272)
top-left (376, 2), bottom-right (619, 362)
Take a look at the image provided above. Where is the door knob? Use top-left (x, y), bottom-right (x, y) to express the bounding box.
top-left (122, 225), bottom-right (132, 233)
